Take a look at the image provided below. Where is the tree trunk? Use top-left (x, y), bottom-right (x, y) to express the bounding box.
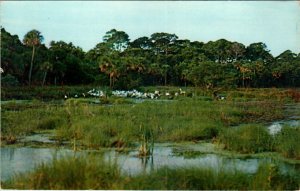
top-left (242, 72), bottom-right (245, 88)
top-left (28, 45), bottom-right (35, 86)
top-left (109, 75), bottom-right (112, 89)
top-left (113, 77), bottom-right (116, 88)
top-left (164, 74), bottom-right (167, 86)
top-left (42, 71), bottom-right (47, 87)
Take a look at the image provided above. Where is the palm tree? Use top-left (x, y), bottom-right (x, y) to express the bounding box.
top-left (148, 63), bottom-right (162, 86)
top-left (161, 64), bottom-right (170, 86)
top-left (40, 61), bottom-right (53, 86)
top-left (99, 56), bottom-right (121, 88)
top-left (125, 57), bottom-right (145, 74)
top-left (23, 30), bottom-right (44, 86)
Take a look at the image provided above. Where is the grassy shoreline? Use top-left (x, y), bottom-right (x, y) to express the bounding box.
top-left (2, 153), bottom-right (299, 190)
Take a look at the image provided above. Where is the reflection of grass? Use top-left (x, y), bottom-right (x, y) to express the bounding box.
top-left (172, 149), bottom-right (207, 159)
top-left (3, 155), bottom-right (299, 190)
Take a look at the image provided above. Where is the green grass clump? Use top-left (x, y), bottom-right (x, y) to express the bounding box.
top-left (219, 124), bottom-right (274, 153)
top-left (3, 155), bottom-right (122, 190)
top-left (37, 117), bottom-right (64, 130)
top-left (274, 126), bottom-right (300, 159)
top-left (126, 164), bottom-right (299, 190)
top-left (235, 101), bottom-right (284, 123)
top-left (55, 98), bottom-right (230, 147)
top-left (1, 103), bottom-right (67, 139)
top-left (219, 124), bottom-right (300, 159)
top-left (250, 163), bottom-right (300, 190)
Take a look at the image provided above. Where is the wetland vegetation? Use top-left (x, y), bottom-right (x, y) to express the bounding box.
top-left (3, 154), bottom-right (299, 190)
top-left (1, 86), bottom-right (300, 189)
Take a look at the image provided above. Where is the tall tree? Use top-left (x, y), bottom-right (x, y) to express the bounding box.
top-left (245, 42), bottom-right (273, 62)
top-left (203, 39), bottom-right (233, 63)
top-left (40, 61), bottom-right (53, 86)
top-left (49, 40), bottom-right (87, 85)
top-left (103, 29), bottom-right (130, 52)
top-left (99, 54), bottom-right (122, 88)
top-left (23, 29), bottom-right (44, 86)
top-left (130, 37), bottom-right (153, 50)
top-left (230, 42), bottom-right (246, 61)
top-left (150, 32), bottom-right (178, 55)
top-left (1, 28), bottom-right (26, 84)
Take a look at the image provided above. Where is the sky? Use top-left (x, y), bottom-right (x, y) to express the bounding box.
top-left (1, 1), bottom-right (300, 56)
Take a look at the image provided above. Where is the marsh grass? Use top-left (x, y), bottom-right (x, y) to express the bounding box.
top-left (3, 155), bottom-right (299, 190)
top-left (227, 88), bottom-right (298, 102)
top-left (219, 124), bottom-right (300, 159)
top-left (274, 126), bottom-right (300, 159)
top-left (2, 155), bottom-right (122, 190)
top-left (138, 124), bottom-right (154, 156)
top-left (56, 98), bottom-right (227, 147)
top-left (1, 95), bottom-right (285, 148)
top-left (1, 102), bottom-right (67, 141)
top-left (219, 124), bottom-right (275, 153)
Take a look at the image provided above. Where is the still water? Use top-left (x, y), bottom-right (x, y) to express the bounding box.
top-left (1, 144), bottom-right (299, 181)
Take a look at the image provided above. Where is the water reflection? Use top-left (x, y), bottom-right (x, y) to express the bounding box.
top-left (267, 103), bottom-right (300, 135)
top-left (0, 147), bottom-right (74, 181)
top-left (1, 145), bottom-right (299, 181)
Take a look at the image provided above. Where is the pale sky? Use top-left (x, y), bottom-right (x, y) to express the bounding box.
top-left (1, 1), bottom-right (300, 56)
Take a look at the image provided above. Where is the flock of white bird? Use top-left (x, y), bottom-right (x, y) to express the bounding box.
top-left (111, 89), bottom-right (161, 99)
top-left (65, 88), bottom-right (187, 100)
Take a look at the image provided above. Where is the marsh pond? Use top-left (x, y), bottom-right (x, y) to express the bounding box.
top-left (1, 92), bottom-right (300, 189)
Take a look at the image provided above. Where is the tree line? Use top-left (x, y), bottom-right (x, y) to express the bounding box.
top-left (2, 28), bottom-right (300, 89)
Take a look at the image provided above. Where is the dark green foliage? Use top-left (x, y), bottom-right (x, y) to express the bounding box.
top-left (2, 28), bottom-right (300, 88)
top-left (1, 74), bottom-right (20, 86)
top-left (1, 86), bottom-right (96, 100)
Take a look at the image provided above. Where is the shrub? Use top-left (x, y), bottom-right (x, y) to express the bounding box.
top-left (1, 74), bottom-right (20, 87)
